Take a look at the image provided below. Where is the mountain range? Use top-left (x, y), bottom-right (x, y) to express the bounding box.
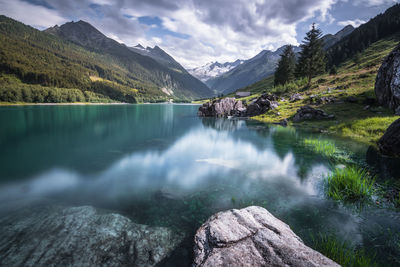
top-left (187, 60), bottom-right (244, 83)
top-left (45, 20), bottom-right (212, 99)
top-left (0, 16), bottom-right (212, 103)
top-left (201, 25), bottom-right (354, 95)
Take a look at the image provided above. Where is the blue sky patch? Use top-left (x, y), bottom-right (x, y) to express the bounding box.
top-left (138, 15), bottom-right (190, 40)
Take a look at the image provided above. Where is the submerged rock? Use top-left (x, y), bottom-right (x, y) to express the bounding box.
top-left (293, 105), bottom-right (335, 122)
top-left (0, 205), bottom-right (183, 266)
top-left (375, 44), bottom-right (400, 111)
top-left (378, 118), bottom-right (400, 157)
top-left (198, 98), bottom-right (245, 117)
top-left (193, 206), bottom-right (339, 267)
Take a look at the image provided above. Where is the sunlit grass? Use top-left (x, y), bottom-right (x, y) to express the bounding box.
top-left (304, 138), bottom-right (337, 157)
top-left (248, 34), bottom-right (400, 145)
top-left (329, 116), bottom-right (398, 143)
top-left (326, 166), bottom-right (375, 201)
top-left (311, 233), bottom-right (379, 267)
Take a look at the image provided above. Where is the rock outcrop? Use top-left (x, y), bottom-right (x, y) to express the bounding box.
top-left (378, 118), bottom-right (400, 157)
top-left (293, 106), bottom-right (335, 122)
top-left (198, 97), bottom-right (245, 117)
top-left (0, 205), bottom-right (183, 266)
top-left (246, 94), bottom-right (279, 117)
top-left (289, 93), bottom-right (304, 102)
top-left (198, 94), bottom-right (278, 118)
top-left (375, 44), bottom-right (400, 111)
top-left (193, 206), bottom-right (339, 267)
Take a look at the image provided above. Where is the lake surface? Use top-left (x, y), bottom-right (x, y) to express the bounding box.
top-left (0, 104), bottom-right (399, 266)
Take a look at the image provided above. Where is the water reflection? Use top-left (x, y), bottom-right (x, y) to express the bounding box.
top-left (0, 104), bottom-right (399, 266)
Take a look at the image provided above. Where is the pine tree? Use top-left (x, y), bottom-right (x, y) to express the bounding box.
top-left (274, 45), bottom-right (296, 86)
top-left (296, 23), bottom-right (326, 85)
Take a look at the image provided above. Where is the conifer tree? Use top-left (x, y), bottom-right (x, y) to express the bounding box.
top-left (274, 45), bottom-right (296, 86)
top-left (296, 23), bottom-right (326, 85)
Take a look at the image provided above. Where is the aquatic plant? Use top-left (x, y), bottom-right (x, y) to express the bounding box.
top-left (310, 233), bottom-right (379, 267)
top-left (326, 166), bottom-right (375, 201)
top-left (304, 138), bottom-right (337, 157)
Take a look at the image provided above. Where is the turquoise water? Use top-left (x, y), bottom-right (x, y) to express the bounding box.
top-left (0, 104), bottom-right (399, 266)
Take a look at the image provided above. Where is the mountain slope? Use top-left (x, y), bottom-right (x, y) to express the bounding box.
top-left (327, 3), bottom-right (400, 67)
top-left (322, 25), bottom-right (354, 49)
top-left (188, 60), bottom-right (244, 83)
top-left (207, 25), bottom-right (356, 96)
top-left (129, 44), bottom-right (185, 72)
top-left (46, 20), bottom-right (212, 99)
top-left (206, 46), bottom-right (300, 95)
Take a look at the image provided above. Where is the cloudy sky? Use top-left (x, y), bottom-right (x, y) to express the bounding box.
top-left (0, 0), bottom-right (398, 68)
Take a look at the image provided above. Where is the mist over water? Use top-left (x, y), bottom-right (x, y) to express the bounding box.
top-left (0, 104), bottom-right (399, 266)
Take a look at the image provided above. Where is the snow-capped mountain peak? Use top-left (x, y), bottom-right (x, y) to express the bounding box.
top-left (188, 60), bottom-right (243, 82)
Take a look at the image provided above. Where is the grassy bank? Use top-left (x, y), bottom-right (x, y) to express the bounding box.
top-left (242, 34), bottom-right (400, 145)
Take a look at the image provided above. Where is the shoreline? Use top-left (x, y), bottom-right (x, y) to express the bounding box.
top-left (0, 102), bottom-right (201, 106)
top-left (0, 102), bottom-right (128, 106)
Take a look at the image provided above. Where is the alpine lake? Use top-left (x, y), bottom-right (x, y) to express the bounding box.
top-left (0, 104), bottom-right (399, 266)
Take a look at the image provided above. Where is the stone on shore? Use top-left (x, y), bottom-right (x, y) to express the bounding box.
top-left (378, 118), bottom-right (400, 157)
top-left (193, 206), bottom-right (339, 267)
top-left (198, 98), bottom-right (245, 117)
top-left (375, 44), bottom-right (400, 111)
top-left (293, 106), bottom-right (335, 122)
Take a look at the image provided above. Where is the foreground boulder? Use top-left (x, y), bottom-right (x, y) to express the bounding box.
top-left (378, 118), bottom-right (400, 157)
top-left (293, 106), bottom-right (335, 122)
top-left (0, 205), bottom-right (183, 266)
top-left (198, 97), bottom-right (245, 117)
top-left (193, 206), bottom-right (339, 267)
top-left (375, 44), bottom-right (400, 111)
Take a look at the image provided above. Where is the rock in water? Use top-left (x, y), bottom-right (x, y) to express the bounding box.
top-left (193, 206), bottom-right (339, 267)
top-left (198, 98), bottom-right (245, 117)
top-left (0, 205), bottom-right (183, 266)
top-left (375, 44), bottom-right (400, 111)
top-left (293, 106), bottom-right (335, 122)
top-left (378, 118), bottom-right (400, 157)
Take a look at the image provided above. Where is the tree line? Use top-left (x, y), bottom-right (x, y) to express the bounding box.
top-left (274, 3), bottom-right (400, 88)
top-left (274, 23), bottom-right (325, 87)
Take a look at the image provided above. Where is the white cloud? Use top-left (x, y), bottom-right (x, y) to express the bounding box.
top-left (0, 0), bottom-right (67, 28)
top-left (338, 19), bottom-right (366, 27)
top-left (353, 0), bottom-right (398, 6)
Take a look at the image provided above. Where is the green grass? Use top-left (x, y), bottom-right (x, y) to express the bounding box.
top-left (329, 116), bottom-right (398, 143)
top-left (304, 138), bottom-right (337, 157)
top-left (311, 233), bottom-right (379, 267)
top-left (326, 166), bottom-right (375, 201)
top-left (247, 33), bottom-right (400, 145)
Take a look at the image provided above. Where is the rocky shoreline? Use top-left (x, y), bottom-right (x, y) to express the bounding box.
top-left (198, 94), bottom-right (335, 124)
top-left (0, 204), bottom-right (338, 266)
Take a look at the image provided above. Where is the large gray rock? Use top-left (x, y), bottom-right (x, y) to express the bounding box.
top-left (293, 106), bottom-right (335, 122)
top-left (375, 44), bottom-right (400, 111)
top-left (0, 205), bottom-right (183, 266)
top-left (198, 98), bottom-right (245, 117)
top-left (246, 93), bottom-right (279, 117)
top-left (193, 206), bottom-right (339, 267)
top-left (378, 118), bottom-right (400, 157)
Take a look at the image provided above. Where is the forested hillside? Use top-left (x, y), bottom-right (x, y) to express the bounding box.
top-left (327, 4), bottom-right (400, 67)
top-left (0, 16), bottom-right (212, 103)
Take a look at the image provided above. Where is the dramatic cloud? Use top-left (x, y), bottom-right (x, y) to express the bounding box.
top-left (338, 19), bottom-right (366, 27)
top-left (0, 0), bottom-right (66, 28)
top-left (0, 0), bottom-right (398, 67)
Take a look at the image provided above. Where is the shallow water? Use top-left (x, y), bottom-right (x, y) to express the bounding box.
top-left (0, 104), bottom-right (399, 266)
